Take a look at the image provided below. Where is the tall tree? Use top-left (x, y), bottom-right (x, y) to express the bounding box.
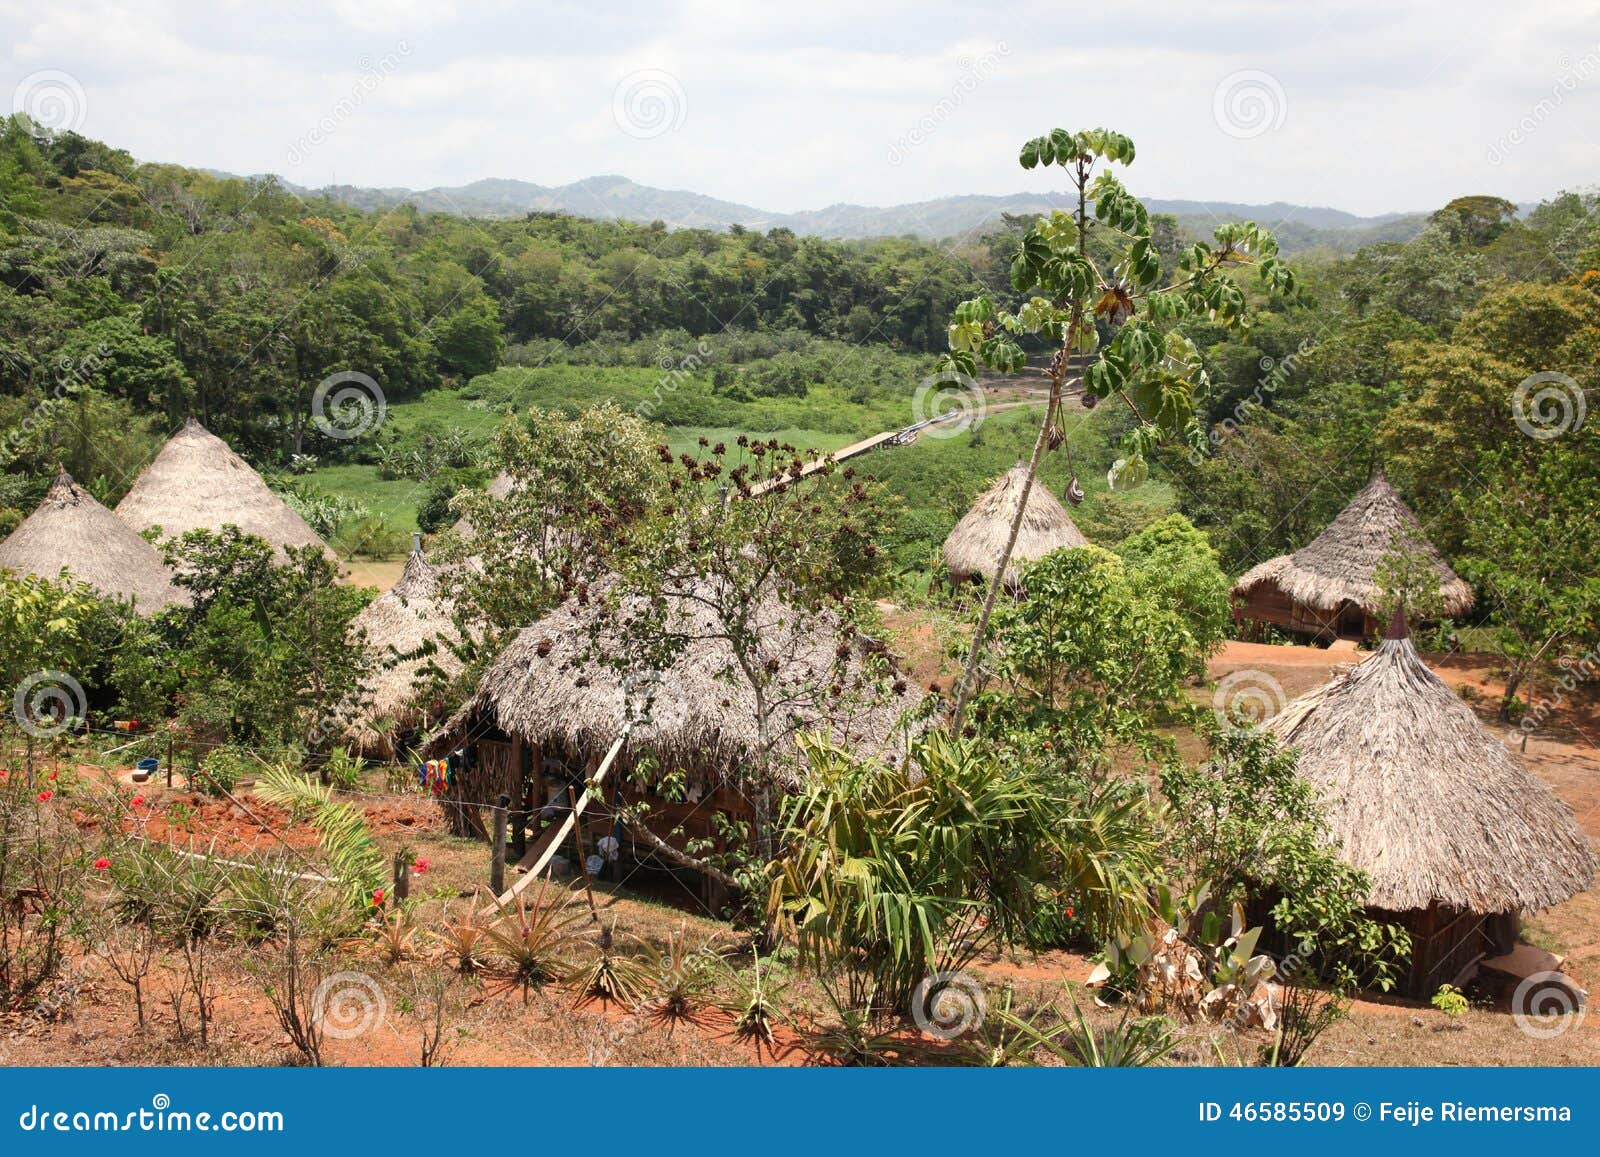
top-left (939, 128), bottom-right (1294, 727)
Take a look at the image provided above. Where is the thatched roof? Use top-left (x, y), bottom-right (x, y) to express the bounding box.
top-left (943, 462), bottom-right (1089, 586)
top-left (1234, 473), bottom-right (1472, 617)
top-left (1267, 622), bottom-right (1594, 914)
top-left (427, 582), bottom-right (923, 785)
top-left (0, 471), bottom-right (187, 612)
top-left (115, 419), bottom-right (334, 563)
top-left (449, 471), bottom-right (514, 538)
top-left (344, 550), bottom-right (463, 754)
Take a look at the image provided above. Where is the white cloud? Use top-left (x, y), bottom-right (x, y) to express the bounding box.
top-left (2, 0), bottom-right (1597, 216)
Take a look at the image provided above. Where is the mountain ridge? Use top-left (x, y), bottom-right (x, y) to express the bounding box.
top-left (272, 172), bottom-right (1428, 252)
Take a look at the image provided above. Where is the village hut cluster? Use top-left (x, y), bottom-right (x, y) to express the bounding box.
top-left (0, 419), bottom-right (334, 614)
top-left (4, 435), bottom-right (1593, 1003)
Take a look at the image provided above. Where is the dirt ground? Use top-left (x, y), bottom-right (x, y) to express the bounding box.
top-left (3, 637), bottom-right (1595, 1067)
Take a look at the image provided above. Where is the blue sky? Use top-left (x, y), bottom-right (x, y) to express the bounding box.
top-left (3, 0), bottom-right (1597, 216)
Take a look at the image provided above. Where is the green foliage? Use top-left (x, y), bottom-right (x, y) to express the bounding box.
top-left (1115, 514), bottom-right (1232, 656)
top-left (975, 546), bottom-right (1207, 767)
top-left (1457, 434), bottom-right (1600, 717)
top-left (196, 743), bottom-right (251, 798)
top-left (0, 571), bottom-right (123, 695)
top-left (1160, 728), bottom-right (1409, 989)
top-left (252, 763), bottom-right (385, 909)
top-left (112, 528), bottom-right (370, 751)
top-left (769, 731), bottom-right (1157, 1015)
top-left (1431, 983), bottom-right (1469, 1019)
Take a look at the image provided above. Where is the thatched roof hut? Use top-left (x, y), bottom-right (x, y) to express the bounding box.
top-left (423, 583), bottom-right (924, 859)
top-left (449, 471), bottom-right (514, 538)
top-left (943, 462), bottom-right (1089, 587)
top-left (1233, 473), bottom-right (1471, 641)
top-left (344, 549), bottom-right (463, 756)
top-left (115, 419), bottom-right (334, 563)
top-left (0, 470), bottom-right (187, 612)
top-left (1267, 615), bottom-right (1594, 993)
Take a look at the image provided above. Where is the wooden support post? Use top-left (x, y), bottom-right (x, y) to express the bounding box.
top-left (393, 850), bottom-right (410, 902)
top-left (165, 733), bottom-right (174, 789)
top-left (568, 784), bottom-right (599, 920)
top-left (490, 793), bottom-right (510, 894)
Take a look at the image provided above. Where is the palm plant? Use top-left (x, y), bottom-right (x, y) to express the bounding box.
top-left (769, 731), bottom-right (1153, 1017)
top-left (254, 762), bottom-right (386, 909)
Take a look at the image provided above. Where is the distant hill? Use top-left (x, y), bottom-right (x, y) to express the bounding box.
top-left (289, 173), bottom-right (1427, 253)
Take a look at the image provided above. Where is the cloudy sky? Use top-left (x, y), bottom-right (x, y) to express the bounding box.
top-left (3, 0), bottom-right (1597, 217)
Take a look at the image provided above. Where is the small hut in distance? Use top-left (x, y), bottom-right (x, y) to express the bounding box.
top-left (1266, 613), bottom-right (1594, 996)
top-left (115, 418), bottom-right (335, 564)
top-left (943, 462), bottom-right (1089, 588)
top-left (344, 546), bottom-right (463, 757)
top-left (1232, 472), bottom-right (1471, 642)
top-left (0, 470), bottom-right (187, 613)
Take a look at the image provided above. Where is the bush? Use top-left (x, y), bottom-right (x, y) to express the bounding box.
top-left (198, 744), bottom-right (253, 798)
top-left (1160, 727), bottom-right (1410, 989)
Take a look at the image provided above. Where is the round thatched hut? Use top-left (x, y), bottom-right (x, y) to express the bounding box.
top-left (115, 419), bottom-right (334, 563)
top-left (943, 461), bottom-right (1089, 588)
top-left (423, 583), bottom-right (923, 892)
top-left (1233, 472), bottom-right (1471, 642)
top-left (449, 471), bottom-right (514, 539)
top-left (344, 549), bottom-right (463, 757)
top-left (0, 470), bottom-right (187, 613)
top-left (1267, 615), bottom-right (1595, 995)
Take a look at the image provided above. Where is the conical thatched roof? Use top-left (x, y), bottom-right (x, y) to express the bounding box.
top-left (427, 581), bottom-right (922, 785)
top-left (943, 462), bottom-right (1089, 586)
top-left (449, 471), bottom-right (514, 538)
top-left (0, 471), bottom-right (187, 612)
top-left (344, 550), bottom-right (464, 754)
top-left (1234, 473), bottom-right (1472, 617)
top-left (1267, 626), bottom-right (1594, 914)
top-left (114, 419), bottom-right (334, 562)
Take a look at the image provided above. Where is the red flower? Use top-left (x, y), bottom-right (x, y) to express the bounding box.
top-left (130, 796), bottom-right (145, 808)
top-left (0, 770), bottom-right (8, 782)
top-left (1066, 906), bottom-right (1075, 919)
top-left (36, 790), bottom-right (53, 803)
top-left (411, 858), bottom-right (429, 876)
top-left (371, 888), bottom-right (386, 906)
top-left (1042, 741), bottom-right (1052, 751)
top-left (93, 857), bottom-right (111, 872)
top-left (47, 770), bottom-right (58, 782)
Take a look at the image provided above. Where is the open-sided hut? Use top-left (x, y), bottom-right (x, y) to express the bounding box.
top-left (423, 583), bottom-right (922, 897)
top-left (115, 419), bottom-right (334, 563)
top-left (343, 549), bottom-right (463, 756)
top-left (1232, 473), bottom-right (1471, 642)
top-left (1266, 614), bottom-right (1595, 996)
top-left (942, 461), bottom-right (1088, 588)
top-left (0, 470), bottom-right (187, 613)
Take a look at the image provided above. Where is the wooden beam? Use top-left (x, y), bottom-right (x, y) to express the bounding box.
top-left (479, 726), bottom-right (629, 915)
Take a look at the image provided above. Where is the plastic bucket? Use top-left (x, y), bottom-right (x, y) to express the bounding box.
top-left (133, 757), bottom-right (158, 782)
